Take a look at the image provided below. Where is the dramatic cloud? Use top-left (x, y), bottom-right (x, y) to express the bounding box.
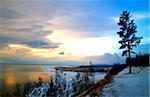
top-left (0, 0), bottom-right (148, 64)
top-left (1, 0), bottom-right (119, 37)
top-left (0, 30), bottom-right (59, 49)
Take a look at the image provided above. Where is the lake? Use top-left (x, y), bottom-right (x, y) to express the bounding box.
top-left (0, 64), bottom-right (55, 96)
top-left (0, 64), bottom-right (106, 96)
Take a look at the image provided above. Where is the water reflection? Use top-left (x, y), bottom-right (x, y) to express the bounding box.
top-left (0, 64), bottom-right (55, 96)
top-left (6, 66), bottom-right (15, 85)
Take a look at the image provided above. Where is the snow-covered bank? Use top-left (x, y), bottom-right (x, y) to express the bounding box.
top-left (26, 70), bottom-right (106, 97)
top-left (102, 67), bottom-right (149, 97)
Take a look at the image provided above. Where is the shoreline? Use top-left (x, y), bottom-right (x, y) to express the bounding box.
top-left (55, 66), bottom-right (109, 72)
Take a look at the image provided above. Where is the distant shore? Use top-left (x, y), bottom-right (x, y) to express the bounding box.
top-left (55, 65), bottom-right (115, 72)
top-left (55, 66), bottom-right (107, 72)
top-left (55, 64), bottom-right (127, 72)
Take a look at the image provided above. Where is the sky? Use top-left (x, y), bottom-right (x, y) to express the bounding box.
top-left (0, 0), bottom-right (149, 65)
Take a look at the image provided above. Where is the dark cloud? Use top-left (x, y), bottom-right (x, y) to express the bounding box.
top-left (22, 40), bottom-right (60, 49)
top-left (12, 27), bottom-right (35, 32)
top-left (0, 33), bottom-right (60, 49)
top-left (32, 30), bottom-right (53, 36)
top-left (2, 22), bottom-right (43, 33)
top-left (0, 3), bottom-right (55, 49)
top-left (4, 26), bottom-right (52, 36)
top-left (0, 36), bottom-right (17, 43)
top-left (59, 51), bottom-right (65, 55)
top-left (0, 19), bottom-right (56, 49)
top-left (1, 27), bottom-right (35, 35)
top-left (0, 36), bottom-right (20, 48)
top-left (0, 8), bottom-right (24, 19)
top-left (30, 24), bottom-right (44, 29)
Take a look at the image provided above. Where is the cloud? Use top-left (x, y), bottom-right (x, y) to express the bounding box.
top-left (0, 35), bottom-right (60, 49)
top-left (1, 0), bottom-right (148, 38)
top-left (0, 52), bottom-right (126, 65)
top-left (0, 8), bottom-right (24, 19)
top-left (0, 29), bottom-right (60, 49)
top-left (0, 0), bottom-right (148, 64)
top-left (0, 36), bottom-right (20, 48)
top-left (0, 12), bottom-right (58, 49)
top-left (85, 53), bottom-right (125, 64)
top-left (1, 0), bottom-right (118, 39)
top-left (48, 10), bottom-right (117, 37)
top-left (112, 12), bottom-right (150, 23)
top-left (134, 43), bottom-right (149, 54)
top-left (0, 2), bottom-right (59, 49)
top-left (9, 27), bottom-right (35, 33)
top-left (59, 51), bottom-right (65, 55)
top-left (132, 13), bottom-right (150, 21)
top-left (23, 40), bottom-right (59, 49)
top-left (16, 48), bottom-right (31, 56)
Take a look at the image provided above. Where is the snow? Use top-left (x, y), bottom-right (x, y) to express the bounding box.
top-left (26, 69), bottom-right (107, 97)
top-left (30, 66), bottom-right (149, 97)
top-left (102, 67), bottom-right (149, 97)
top-left (42, 66), bottom-right (56, 72)
top-left (94, 72), bottom-right (105, 82)
top-left (26, 83), bottom-right (50, 97)
top-left (63, 71), bottom-right (106, 83)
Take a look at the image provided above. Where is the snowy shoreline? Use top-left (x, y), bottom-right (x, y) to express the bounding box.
top-left (102, 67), bottom-right (149, 97)
top-left (27, 66), bottom-right (149, 97)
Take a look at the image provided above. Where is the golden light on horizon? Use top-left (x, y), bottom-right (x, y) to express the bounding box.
top-left (6, 65), bottom-right (16, 85)
top-left (60, 37), bottom-right (117, 56)
top-left (1, 33), bottom-right (118, 60)
top-left (6, 75), bottom-right (15, 85)
top-left (46, 30), bottom-right (118, 56)
top-left (46, 30), bottom-right (84, 43)
top-left (6, 76), bottom-right (15, 85)
top-left (9, 44), bottom-right (22, 48)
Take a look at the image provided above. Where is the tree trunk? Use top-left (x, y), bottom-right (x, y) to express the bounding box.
top-left (128, 42), bottom-right (132, 73)
top-left (129, 50), bottom-right (132, 73)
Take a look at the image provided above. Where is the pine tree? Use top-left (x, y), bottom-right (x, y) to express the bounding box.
top-left (117, 11), bottom-right (142, 73)
top-left (71, 72), bottom-right (94, 96)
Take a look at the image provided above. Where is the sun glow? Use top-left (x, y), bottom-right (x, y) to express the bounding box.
top-left (46, 30), bottom-right (84, 43)
top-left (9, 44), bottom-right (24, 48)
top-left (46, 30), bottom-right (118, 56)
top-left (6, 44), bottom-right (60, 58)
top-left (6, 66), bottom-right (16, 85)
top-left (3, 31), bottom-right (118, 59)
top-left (60, 37), bottom-right (117, 56)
